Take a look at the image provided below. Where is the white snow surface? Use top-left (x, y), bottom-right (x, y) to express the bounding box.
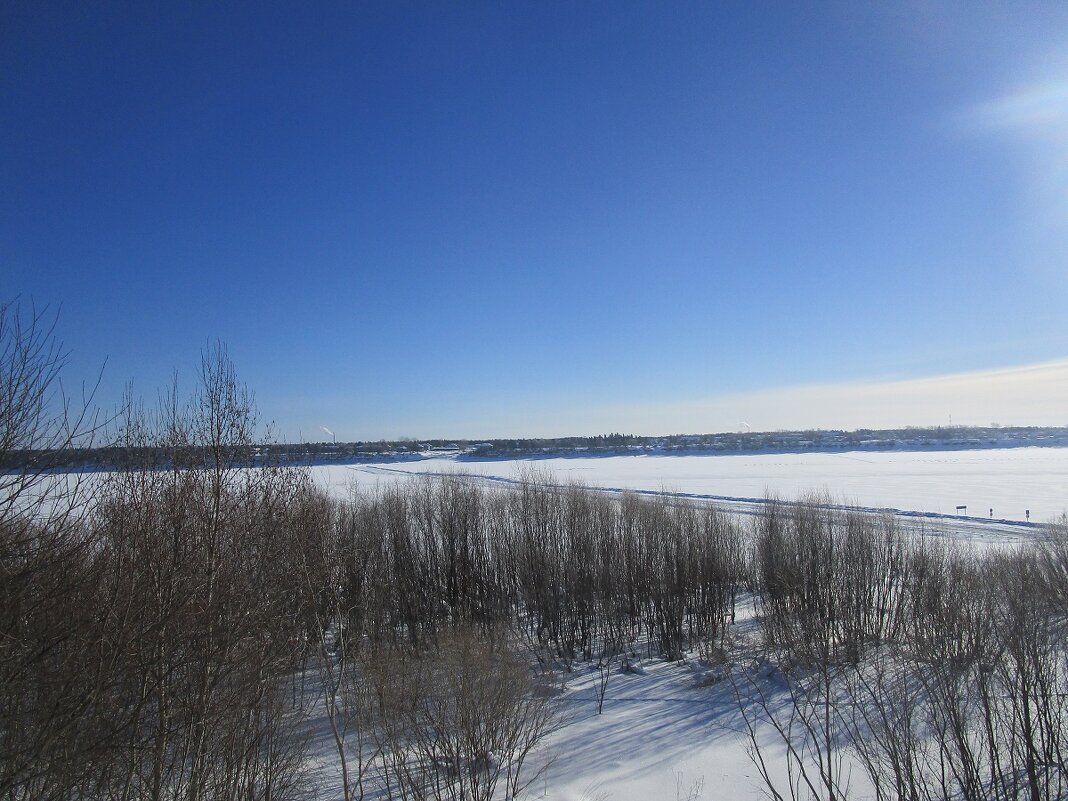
top-left (313, 446), bottom-right (1068, 525)
top-left (296, 448), bottom-right (1066, 799)
top-left (15, 448), bottom-right (1065, 799)
top-left (298, 610), bottom-right (868, 801)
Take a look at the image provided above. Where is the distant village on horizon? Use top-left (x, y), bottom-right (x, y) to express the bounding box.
top-left (10, 424), bottom-right (1068, 472)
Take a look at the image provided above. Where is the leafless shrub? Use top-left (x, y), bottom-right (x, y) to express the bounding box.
top-left (78, 345), bottom-right (317, 800)
top-left (755, 497), bottom-right (910, 667)
top-left (0, 301), bottom-right (107, 799)
top-left (362, 626), bottom-right (558, 801)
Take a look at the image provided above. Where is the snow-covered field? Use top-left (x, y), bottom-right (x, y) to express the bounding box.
top-left (35, 449), bottom-right (1060, 799)
top-left (27, 448), bottom-right (1055, 799)
top-left (482, 647), bottom-right (807, 801)
top-left (457, 654), bottom-right (773, 801)
top-left (300, 605), bottom-right (817, 801)
top-left (313, 446), bottom-right (1068, 525)
top-left (301, 655), bottom-right (768, 801)
top-left (296, 447), bottom-right (1068, 801)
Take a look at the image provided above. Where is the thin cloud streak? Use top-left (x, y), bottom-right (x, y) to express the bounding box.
top-left (962, 64), bottom-right (1068, 235)
top-left (969, 80), bottom-right (1068, 132)
top-left (325, 359), bottom-right (1068, 440)
top-left (551, 359), bottom-right (1068, 437)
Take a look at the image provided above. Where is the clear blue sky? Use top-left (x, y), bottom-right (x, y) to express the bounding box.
top-left (4, 3), bottom-right (1068, 439)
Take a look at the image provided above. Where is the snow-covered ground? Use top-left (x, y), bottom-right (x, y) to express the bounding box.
top-left (300, 654), bottom-right (769, 801)
top-left (39, 448), bottom-right (1060, 799)
top-left (299, 606), bottom-right (824, 801)
top-left (297, 447), bottom-right (1067, 800)
top-left (312, 446), bottom-right (1068, 526)
top-left (513, 658), bottom-right (760, 801)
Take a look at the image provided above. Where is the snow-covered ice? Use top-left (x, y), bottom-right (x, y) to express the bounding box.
top-left (312, 446), bottom-right (1068, 525)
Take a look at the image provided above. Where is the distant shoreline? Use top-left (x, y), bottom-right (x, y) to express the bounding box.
top-left (18, 436), bottom-right (1068, 476)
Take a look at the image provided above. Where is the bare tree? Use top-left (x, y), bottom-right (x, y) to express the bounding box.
top-left (364, 626), bottom-right (559, 801)
top-left (0, 300), bottom-right (107, 799)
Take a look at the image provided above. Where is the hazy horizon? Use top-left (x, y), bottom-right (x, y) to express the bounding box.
top-left (285, 358), bottom-right (1068, 442)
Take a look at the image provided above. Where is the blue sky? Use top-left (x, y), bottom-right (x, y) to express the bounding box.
top-left (4, 3), bottom-right (1068, 439)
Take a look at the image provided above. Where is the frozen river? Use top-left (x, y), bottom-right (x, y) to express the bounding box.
top-left (310, 446), bottom-right (1068, 527)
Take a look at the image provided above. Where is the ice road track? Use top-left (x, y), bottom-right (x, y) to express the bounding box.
top-left (339, 462), bottom-right (1041, 547)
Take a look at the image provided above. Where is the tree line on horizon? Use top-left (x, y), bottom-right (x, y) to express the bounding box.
top-left (5, 424), bottom-right (1067, 473)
